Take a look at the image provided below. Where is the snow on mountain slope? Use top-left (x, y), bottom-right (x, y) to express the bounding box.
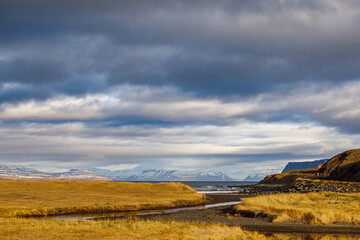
top-left (243, 173), bottom-right (267, 182)
top-left (90, 168), bottom-right (233, 181)
top-left (243, 168), bottom-right (281, 182)
top-left (0, 166), bottom-right (111, 181)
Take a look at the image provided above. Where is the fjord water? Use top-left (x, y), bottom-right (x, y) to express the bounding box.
top-left (127, 181), bottom-right (259, 193)
top-left (181, 181), bottom-right (258, 192)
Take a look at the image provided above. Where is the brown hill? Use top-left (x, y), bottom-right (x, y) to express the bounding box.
top-left (260, 148), bottom-right (360, 184)
top-left (319, 149), bottom-right (360, 182)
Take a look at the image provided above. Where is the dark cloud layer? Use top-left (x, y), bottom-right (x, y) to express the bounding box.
top-left (1, 0), bottom-right (360, 98)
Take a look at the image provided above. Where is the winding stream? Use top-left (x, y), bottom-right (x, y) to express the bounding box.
top-left (41, 201), bottom-right (241, 221)
top-left (39, 200), bottom-right (360, 239)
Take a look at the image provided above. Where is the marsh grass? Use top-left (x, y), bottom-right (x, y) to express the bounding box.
top-left (235, 192), bottom-right (360, 225)
top-left (0, 181), bottom-right (205, 217)
top-left (0, 218), bottom-right (265, 240)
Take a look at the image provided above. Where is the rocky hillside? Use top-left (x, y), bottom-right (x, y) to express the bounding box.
top-left (319, 149), bottom-right (360, 182)
top-left (261, 148), bottom-right (360, 184)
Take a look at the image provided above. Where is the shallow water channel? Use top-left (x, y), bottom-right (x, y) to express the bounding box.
top-left (41, 201), bottom-right (241, 221)
top-left (39, 200), bottom-right (360, 239)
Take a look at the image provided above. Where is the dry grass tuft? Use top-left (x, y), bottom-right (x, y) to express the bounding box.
top-left (235, 192), bottom-right (360, 225)
top-left (0, 181), bottom-right (205, 217)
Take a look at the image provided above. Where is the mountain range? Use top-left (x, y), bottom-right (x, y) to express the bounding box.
top-left (243, 173), bottom-right (270, 182)
top-left (0, 165), bottom-right (233, 181)
top-left (0, 166), bottom-right (111, 181)
top-left (242, 168), bottom-right (282, 182)
top-left (90, 168), bottom-right (233, 181)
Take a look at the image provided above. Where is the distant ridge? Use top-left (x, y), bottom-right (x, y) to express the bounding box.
top-left (282, 159), bottom-right (326, 173)
top-left (0, 166), bottom-right (111, 181)
top-left (90, 168), bottom-right (233, 181)
top-left (243, 173), bottom-right (267, 182)
top-left (243, 168), bottom-right (281, 182)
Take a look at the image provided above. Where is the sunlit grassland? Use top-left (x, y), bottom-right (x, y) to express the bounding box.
top-left (0, 218), bottom-right (266, 240)
top-left (0, 181), bottom-right (205, 217)
top-left (0, 218), bottom-right (358, 240)
top-left (235, 192), bottom-right (360, 225)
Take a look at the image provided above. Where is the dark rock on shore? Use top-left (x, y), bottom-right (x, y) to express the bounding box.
top-left (286, 179), bottom-right (360, 193)
top-left (227, 179), bottom-right (360, 195)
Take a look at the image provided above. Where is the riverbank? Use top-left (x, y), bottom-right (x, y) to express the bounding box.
top-left (234, 192), bottom-right (360, 225)
top-left (105, 194), bottom-right (360, 235)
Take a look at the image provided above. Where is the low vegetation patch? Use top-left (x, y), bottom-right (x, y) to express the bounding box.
top-left (0, 181), bottom-right (205, 217)
top-left (0, 218), bottom-right (265, 240)
top-left (260, 168), bottom-right (319, 184)
top-left (234, 192), bottom-right (360, 225)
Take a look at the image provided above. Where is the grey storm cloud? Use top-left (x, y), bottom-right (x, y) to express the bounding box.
top-left (0, 0), bottom-right (359, 97)
top-left (0, 58), bottom-right (69, 84)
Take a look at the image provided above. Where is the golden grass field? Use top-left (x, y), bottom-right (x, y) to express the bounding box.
top-left (0, 180), bottom-right (205, 217)
top-left (1, 181), bottom-right (359, 239)
top-left (0, 181), bottom-right (267, 239)
top-left (235, 192), bottom-right (360, 225)
top-left (0, 218), bottom-right (357, 240)
top-left (0, 218), bottom-right (266, 240)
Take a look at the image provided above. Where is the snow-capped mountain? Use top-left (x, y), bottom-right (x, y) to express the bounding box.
top-left (243, 173), bottom-right (268, 182)
top-left (90, 168), bottom-right (233, 181)
top-left (243, 168), bottom-right (281, 182)
top-left (0, 166), bottom-right (111, 181)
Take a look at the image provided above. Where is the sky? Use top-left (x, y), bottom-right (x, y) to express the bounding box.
top-left (0, 0), bottom-right (360, 179)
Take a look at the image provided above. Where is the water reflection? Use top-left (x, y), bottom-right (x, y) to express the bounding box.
top-left (42, 201), bottom-right (241, 221)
